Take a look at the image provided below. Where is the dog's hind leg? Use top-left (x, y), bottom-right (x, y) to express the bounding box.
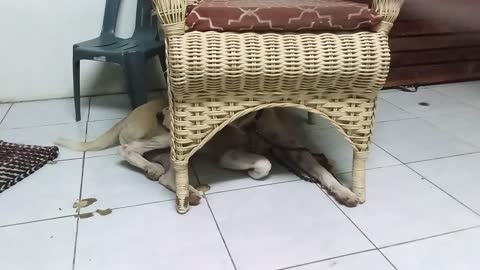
top-left (119, 135), bottom-right (170, 180)
top-left (219, 149), bottom-right (272, 179)
top-left (275, 149), bottom-right (359, 207)
top-left (131, 149), bottom-right (205, 205)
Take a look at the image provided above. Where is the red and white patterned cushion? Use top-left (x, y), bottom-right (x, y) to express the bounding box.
top-left (186, 0), bottom-right (382, 33)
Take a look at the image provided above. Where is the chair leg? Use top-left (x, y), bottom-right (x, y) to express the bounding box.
top-left (352, 151), bottom-right (368, 203)
top-left (73, 60), bottom-right (81, 121)
top-left (174, 162), bottom-right (190, 214)
top-left (124, 52), bottom-right (147, 109)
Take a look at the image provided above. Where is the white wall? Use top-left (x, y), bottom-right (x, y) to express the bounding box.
top-left (0, 0), bottom-right (165, 102)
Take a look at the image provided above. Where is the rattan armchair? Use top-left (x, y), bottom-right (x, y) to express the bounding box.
top-left (153, 0), bottom-right (404, 213)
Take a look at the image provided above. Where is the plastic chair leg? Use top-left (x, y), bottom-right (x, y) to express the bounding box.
top-left (124, 52), bottom-right (147, 109)
top-left (73, 60), bottom-right (81, 121)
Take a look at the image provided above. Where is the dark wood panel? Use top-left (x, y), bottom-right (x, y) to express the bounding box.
top-left (391, 47), bottom-right (480, 67)
top-left (385, 61), bottom-right (480, 87)
top-left (384, 0), bottom-right (480, 86)
top-left (390, 34), bottom-right (480, 52)
top-left (397, 0), bottom-right (480, 28)
top-left (390, 20), bottom-right (480, 37)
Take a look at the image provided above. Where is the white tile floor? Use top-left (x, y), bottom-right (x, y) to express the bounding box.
top-left (1, 82), bottom-right (480, 270)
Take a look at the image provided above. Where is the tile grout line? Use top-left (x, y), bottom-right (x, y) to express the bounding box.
top-left (404, 151), bottom-right (480, 165)
top-left (406, 163), bottom-right (480, 217)
top-left (371, 141), bottom-right (403, 165)
top-left (0, 199), bottom-right (178, 229)
top-left (276, 248), bottom-right (377, 270)
top-left (84, 153), bottom-right (120, 160)
top-left (0, 89), bottom-right (165, 106)
top-left (383, 85), bottom-right (478, 113)
top-left (204, 197), bottom-right (238, 270)
top-left (87, 117), bottom-right (124, 123)
top-left (366, 142), bottom-right (480, 260)
top-left (0, 103), bottom-right (13, 126)
top-left (80, 199), bottom-right (176, 214)
top-left (375, 117), bottom-right (419, 124)
top-left (2, 121), bottom-right (88, 130)
top-left (206, 178), bottom-right (302, 196)
top-left (53, 157), bottom-right (85, 162)
top-left (377, 94), bottom-right (418, 115)
top-left (191, 165), bottom-right (238, 270)
top-left (0, 215), bottom-right (77, 229)
top-left (374, 142), bottom-right (480, 218)
top-left (314, 184), bottom-right (398, 270)
top-left (377, 89), bottom-right (480, 154)
top-left (378, 224), bottom-right (480, 250)
top-left (71, 155), bottom-right (84, 270)
top-left (72, 97), bottom-right (91, 270)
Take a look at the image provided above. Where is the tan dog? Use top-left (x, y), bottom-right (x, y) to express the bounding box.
top-left (55, 97), bottom-right (205, 204)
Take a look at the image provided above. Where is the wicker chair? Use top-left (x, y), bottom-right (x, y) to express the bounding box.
top-left (153, 0), bottom-right (404, 213)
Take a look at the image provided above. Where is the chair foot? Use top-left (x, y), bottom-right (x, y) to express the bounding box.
top-left (175, 162), bottom-right (190, 214)
top-left (352, 151), bottom-right (368, 203)
top-left (176, 197), bottom-right (190, 214)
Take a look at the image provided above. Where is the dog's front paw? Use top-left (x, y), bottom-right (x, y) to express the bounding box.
top-left (188, 185), bottom-right (205, 205)
top-left (248, 159), bottom-right (272, 180)
top-left (144, 164), bottom-right (165, 180)
top-left (189, 191), bottom-right (202, 206)
top-left (331, 186), bottom-right (359, 207)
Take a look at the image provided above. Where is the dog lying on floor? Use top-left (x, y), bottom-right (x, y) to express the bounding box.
top-left (56, 98), bottom-right (359, 207)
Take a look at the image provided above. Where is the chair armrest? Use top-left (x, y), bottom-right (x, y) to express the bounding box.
top-left (152, 0), bottom-right (188, 36)
top-left (372, 0), bottom-right (404, 32)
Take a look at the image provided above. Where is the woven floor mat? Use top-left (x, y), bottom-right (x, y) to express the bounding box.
top-left (0, 140), bottom-right (59, 194)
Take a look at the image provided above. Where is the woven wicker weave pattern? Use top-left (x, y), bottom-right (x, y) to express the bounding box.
top-left (168, 31), bottom-right (390, 162)
top-left (153, 0), bottom-right (404, 214)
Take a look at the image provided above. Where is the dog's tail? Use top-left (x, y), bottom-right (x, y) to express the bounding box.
top-left (55, 119), bottom-right (123, 152)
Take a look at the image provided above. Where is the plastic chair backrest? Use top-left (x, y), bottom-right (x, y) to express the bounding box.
top-left (100, 0), bottom-right (157, 39)
top-left (133, 0), bottom-right (158, 38)
top-left (101, 0), bottom-right (122, 37)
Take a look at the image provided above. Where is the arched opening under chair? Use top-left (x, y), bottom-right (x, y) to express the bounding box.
top-left (181, 105), bottom-right (368, 192)
top-left (179, 103), bottom-right (366, 163)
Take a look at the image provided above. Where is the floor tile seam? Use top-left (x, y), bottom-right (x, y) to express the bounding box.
top-left (205, 197), bottom-right (238, 270)
top-left (72, 97), bottom-right (91, 270)
top-left (405, 151), bottom-right (480, 165)
top-left (0, 103), bottom-right (13, 126)
top-left (370, 143), bottom-right (480, 216)
top-left (378, 224), bottom-right (480, 250)
top-left (405, 163), bottom-right (480, 217)
top-left (276, 248), bottom-right (378, 270)
top-left (0, 215), bottom-right (77, 228)
top-left (377, 95), bottom-right (418, 115)
top-left (313, 184), bottom-right (400, 269)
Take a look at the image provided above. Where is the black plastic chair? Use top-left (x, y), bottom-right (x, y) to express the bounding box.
top-left (73, 0), bottom-right (166, 121)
